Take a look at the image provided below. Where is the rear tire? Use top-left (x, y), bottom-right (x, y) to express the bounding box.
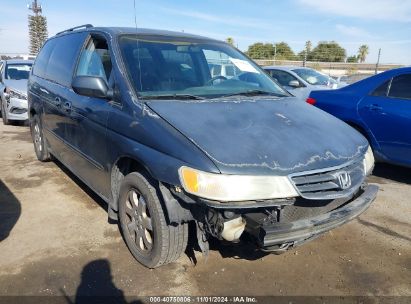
top-left (118, 172), bottom-right (188, 268)
top-left (30, 114), bottom-right (50, 161)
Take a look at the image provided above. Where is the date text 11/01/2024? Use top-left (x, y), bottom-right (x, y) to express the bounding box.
top-left (149, 296), bottom-right (258, 303)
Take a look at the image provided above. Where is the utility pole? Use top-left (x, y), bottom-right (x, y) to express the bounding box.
top-left (303, 50), bottom-right (307, 67)
top-left (375, 48), bottom-right (381, 74)
top-left (28, 0), bottom-right (42, 16)
top-left (273, 44), bottom-right (277, 62)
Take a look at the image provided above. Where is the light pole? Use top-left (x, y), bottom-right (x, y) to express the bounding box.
top-left (375, 48), bottom-right (381, 75)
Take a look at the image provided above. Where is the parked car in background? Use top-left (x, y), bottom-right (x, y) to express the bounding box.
top-left (336, 74), bottom-right (370, 85)
top-left (308, 67), bottom-right (411, 168)
top-left (209, 63), bottom-right (240, 79)
top-left (28, 25), bottom-right (377, 268)
top-left (0, 59), bottom-right (33, 125)
top-left (263, 66), bottom-right (344, 100)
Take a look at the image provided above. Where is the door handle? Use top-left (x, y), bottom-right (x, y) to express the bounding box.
top-left (62, 101), bottom-right (72, 112)
top-left (367, 104), bottom-right (382, 111)
top-left (54, 97), bottom-right (61, 107)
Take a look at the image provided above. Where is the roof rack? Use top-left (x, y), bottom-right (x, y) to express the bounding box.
top-left (56, 24), bottom-right (93, 36)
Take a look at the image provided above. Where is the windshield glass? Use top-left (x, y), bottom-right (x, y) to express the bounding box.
top-left (292, 68), bottom-right (336, 86)
top-left (5, 63), bottom-right (32, 80)
top-left (118, 35), bottom-right (288, 99)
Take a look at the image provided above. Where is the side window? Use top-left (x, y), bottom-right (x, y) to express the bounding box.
top-left (371, 79), bottom-right (390, 97)
top-left (388, 74), bottom-right (411, 100)
top-left (32, 38), bottom-right (57, 79)
top-left (76, 36), bottom-right (112, 83)
top-left (45, 33), bottom-right (86, 86)
top-left (269, 70), bottom-right (298, 87)
top-left (210, 64), bottom-right (222, 77)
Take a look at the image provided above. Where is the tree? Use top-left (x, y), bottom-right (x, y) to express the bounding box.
top-left (246, 42), bottom-right (276, 59)
top-left (347, 55), bottom-right (358, 63)
top-left (274, 42), bottom-right (296, 60)
top-left (308, 41), bottom-right (346, 62)
top-left (28, 15), bottom-right (48, 55)
top-left (357, 45), bottom-right (369, 63)
top-left (225, 37), bottom-right (235, 46)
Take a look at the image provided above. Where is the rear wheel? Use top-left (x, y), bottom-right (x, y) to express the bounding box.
top-left (118, 172), bottom-right (188, 268)
top-left (30, 114), bottom-right (50, 161)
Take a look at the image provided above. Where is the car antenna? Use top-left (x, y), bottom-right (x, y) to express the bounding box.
top-left (133, 0), bottom-right (143, 96)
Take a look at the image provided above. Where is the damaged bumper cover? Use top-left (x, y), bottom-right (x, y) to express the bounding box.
top-left (251, 184), bottom-right (378, 249)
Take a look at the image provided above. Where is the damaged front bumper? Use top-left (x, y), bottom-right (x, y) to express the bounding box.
top-left (166, 182), bottom-right (378, 253)
top-left (5, 98), bottom-right (28, 120)
top-left (247, 184), bottom-right (378, 250)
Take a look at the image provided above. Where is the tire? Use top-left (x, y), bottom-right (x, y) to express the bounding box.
top-left (118, 172), bottom-right (188, 268)
top-left (30, 114), bottom-right (50, 161)
top-left (1, 99), bottom-right (10, 125)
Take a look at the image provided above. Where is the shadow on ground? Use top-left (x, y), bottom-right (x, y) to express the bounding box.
top-left (0, 179), bottom-right (21, 242)
top-left (63, 259), bottom-right (143, 304)
top-left (372, 163), bottom-right (411, 184)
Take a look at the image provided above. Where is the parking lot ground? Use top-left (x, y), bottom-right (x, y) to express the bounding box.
top-left (0, 121), bottom-right (410, 300)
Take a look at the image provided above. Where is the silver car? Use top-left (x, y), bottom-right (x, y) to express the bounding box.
top-left (263, 66), bottom-right (344, 101)
top-left (0, 59), bottom-right (34, 124)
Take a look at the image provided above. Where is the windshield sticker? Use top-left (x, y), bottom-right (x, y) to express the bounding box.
top-left (229, 58), bottom-right (259, 74)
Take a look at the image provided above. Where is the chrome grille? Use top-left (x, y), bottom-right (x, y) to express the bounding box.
top-left (290, 160), bottom-right (365, 200)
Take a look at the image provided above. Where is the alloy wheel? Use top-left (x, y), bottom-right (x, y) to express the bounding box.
top-left (33, 122), bottom-right (43, 153)
top-left (124, 189), bottom-right (154, 253)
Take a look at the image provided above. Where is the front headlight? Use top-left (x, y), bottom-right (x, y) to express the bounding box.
top-left (178, 166), bottom-right (298, 202)
top-left (7, 88), bottom-right (27, 101)
top-left (363, 146), bottom-right (375, 176)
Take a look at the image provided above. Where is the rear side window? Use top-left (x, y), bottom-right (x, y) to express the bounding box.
top-left (268, 70), bottom-right (299, 87)
top-left (388, 74), bottom-right (411, 99)
top-left (371, 79), bottom-right (390, 97)
top-left (32, 39), bottom-right (57, 78)
top-left (45, 33), bottom-right (86, 87)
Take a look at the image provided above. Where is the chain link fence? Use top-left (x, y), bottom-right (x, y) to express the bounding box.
top-left (254, 59), bottom-right (404, 78)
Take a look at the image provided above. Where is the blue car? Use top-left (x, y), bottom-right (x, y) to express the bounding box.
top-left (308, 67), bottom-right (411, 168)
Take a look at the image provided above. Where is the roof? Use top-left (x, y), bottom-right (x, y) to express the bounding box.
top-left (263, 66), bottom-right (310, 71)
top-left (4, 59), bottom-right (34, 64)
top-left (54, 26), bottom-right (221, 43)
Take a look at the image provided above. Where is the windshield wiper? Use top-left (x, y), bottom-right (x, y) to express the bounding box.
top-left (140, 94), bottom-right (205, 100)
top-left (218, 90), bottom-right (289, 98)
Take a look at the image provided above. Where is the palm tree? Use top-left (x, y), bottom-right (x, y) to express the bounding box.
top-left (225, 37), bottom-right (235, 46)
top-left (358, 45), bottom-right (369, 63)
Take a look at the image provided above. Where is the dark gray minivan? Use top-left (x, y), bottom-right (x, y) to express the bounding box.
top-left (28, 25), bottom-right (378, 268)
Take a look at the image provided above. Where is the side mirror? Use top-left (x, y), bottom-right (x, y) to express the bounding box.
top-left (288, 80), bottom-right (301, 88)
top-left (72, 76), bottom-right (113, 99)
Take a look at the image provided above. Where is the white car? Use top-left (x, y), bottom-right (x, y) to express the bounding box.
top-left (210, 63), bottom-right (240, 79)
top-left (0, 59), bottom-right (33, 125)
top-left (263, 66), bottom-right (345, 101)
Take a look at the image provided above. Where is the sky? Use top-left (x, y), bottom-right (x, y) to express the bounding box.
top-left (1, 0), bottom-right (410, 64)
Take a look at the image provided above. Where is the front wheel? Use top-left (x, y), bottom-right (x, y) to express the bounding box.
top-left (118, 172), bottom-right (188, 268)
top-left (30, 114), bottom-right (50, 161)
top-left (1, 99), bottom-right (10, 125)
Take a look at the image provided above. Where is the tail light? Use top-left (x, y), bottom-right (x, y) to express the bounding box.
top-left (306, 97), bottom-right (316, 105)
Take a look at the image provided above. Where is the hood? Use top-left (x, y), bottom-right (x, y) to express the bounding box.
top-left (3, 79), bottom-right (28, 95)
top-left (311, 84), bottom-right (333, 90)
top-left (147, 97), bottom-right (368, 176)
